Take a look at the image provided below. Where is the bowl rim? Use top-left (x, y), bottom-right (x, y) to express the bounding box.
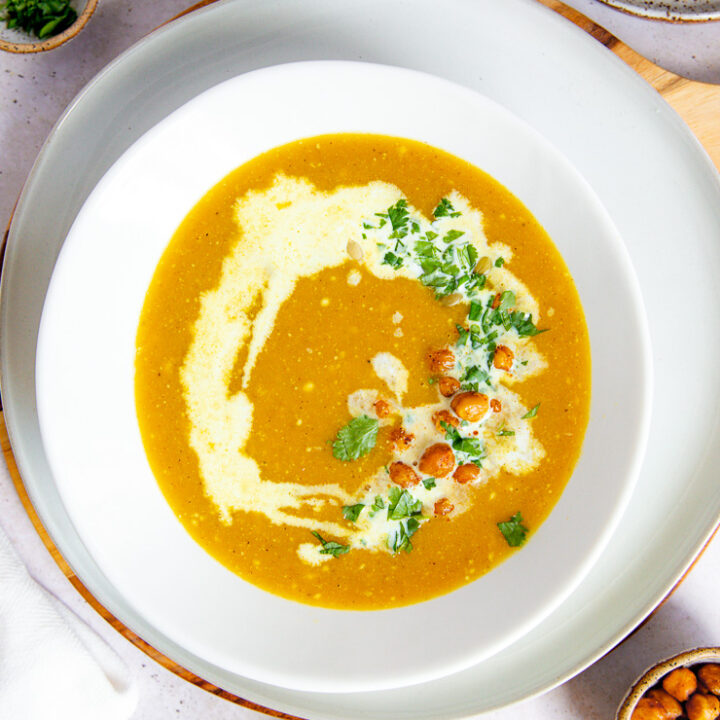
top-left (616, 647), bottom-right (720, 719)
top-left (0, 0), bottom-right (98, 54)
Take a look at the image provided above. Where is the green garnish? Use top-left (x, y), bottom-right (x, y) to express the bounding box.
top-left (440, 421), bottom-right (486, 464)
top-left (382, 251), bottom-right (404, 269)
top-left (495, 257), bottom-right (505, 268)
top-left (388, 518), bottom-right (420, 553)
top-left (311, 531), bottom-right (350, 557)
top-left (433, 197), bottom-right (461, 218)
top-left (422, 477), bottom-right (436, 490)
top-left (522, 403), bottom-right (540, 419)
top-left (368, 495), bottom-right (385, 518)
top-left (443, 229), bottom-right (465, 244)
top-left (0, 0), bottom-right (77, 38)
top-left (387, 486), bottom-right (423, 520)
top-left (496, 425), bottom-right (515, 437)
top-left (497, 512), bottom-right (528, 547)
top-left (342, 504), bottom-right (364, 522)
top-left (332, 415), bottom-right (379, 461)
top-left (387, 199), bottom-right (409, 231)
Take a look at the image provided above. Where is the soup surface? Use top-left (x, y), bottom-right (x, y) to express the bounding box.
top-left (135, 134), bottom-right (590, 609)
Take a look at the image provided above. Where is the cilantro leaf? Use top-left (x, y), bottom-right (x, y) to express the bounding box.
top-left (422, 477), bottom-right (436, 490)
top-left (382, 251), bottom-right (404, 269)
top-left (387, 199), bottom-right (409, 231)
top-left (433, 198), bottom-right (461, 218)
top-left (387, 487), bottom-right (423, 520)
top-left (332, 415), bottom-right (379, 461)
top-left (495, 257), bottom-right (505, 268)
top-left (388, 517), bottom-right (421, 553)
top-left (342, 503), bottom-right (364, 522)
top-left (522, 403), bottom-right (540, 419)
top-left (311, 531), bottom-right (350, 557)
top-left (497, 512), bottom-right (528, 547)
top-left (443, 229), bottom-right (465, 244)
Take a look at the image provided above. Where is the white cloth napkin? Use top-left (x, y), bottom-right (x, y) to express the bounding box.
top-left (0, 523), bottom-right (137, 719)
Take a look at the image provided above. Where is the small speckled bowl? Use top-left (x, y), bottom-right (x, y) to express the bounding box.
top-left (617, 647), bottom-right (720, 719)
top-left (597, 0), bottom-right (720, 22)
top-left (0, 0), bottom-right (98, 53)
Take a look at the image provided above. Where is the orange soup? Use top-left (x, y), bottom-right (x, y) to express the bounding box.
top-left (135, 134), bottom-right (590, 609)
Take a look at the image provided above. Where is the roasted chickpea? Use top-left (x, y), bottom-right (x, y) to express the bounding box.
top-left (389, 426), bottom-right (414, 452)
top-left (490, 398), bottom-right (502, 413)
top-left (374, 399), bottom-right (391, 418)
top-left (493, 344), bottom-right (514, 371)
top-left (427, 348), bottom-right (455, 374)
top-left (451, 391), bottom-right (489, 422)
top-left (453, 463), bottom-right (480, 484)
top-left (438, 376), bottom-right (461, 397)
top-left (686, 693), bottom-right (720, 720)
top-left (389, 462), bottom-right (420, 488)
top-left (434, 498), bottom-right (454, 516)
top-left (432, 410), bottom-right (459, 433)
top-left (698, 665), bottom-right (720, 695)
top-left (663, 668), bottom-right (698, 702)
top-left (418, 443), bottom-right (455, 478)
top-left (646, 689), bottom-right (683, 719)
top-left (631, 697), bottom-right (671, 720)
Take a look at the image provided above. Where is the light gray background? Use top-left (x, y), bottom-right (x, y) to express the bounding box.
top-left (1, 2), bottom-right (719, 718)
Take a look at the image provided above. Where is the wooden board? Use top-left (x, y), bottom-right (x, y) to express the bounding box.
top-left (2, 2), bottom-right (719, 715)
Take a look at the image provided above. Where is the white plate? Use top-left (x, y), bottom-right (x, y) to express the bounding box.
top-left (2, 0), bottom-right (720, 716)
top-left (33, 61), bottom-right (649, 694)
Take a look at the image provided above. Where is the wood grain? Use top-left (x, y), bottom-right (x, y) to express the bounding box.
top-left (2, 1), bottom-right (719, 715)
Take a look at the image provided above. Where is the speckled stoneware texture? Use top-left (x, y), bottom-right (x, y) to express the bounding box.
top-left (617, 647), bottom-right (720, 719)
top-left (597, 0), bottom-right (720, 21)
top-left (0, 0), bottom-right (97, 53)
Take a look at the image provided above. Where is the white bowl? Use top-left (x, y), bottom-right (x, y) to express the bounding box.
top-left (35, 61), bottom-right (651, 694)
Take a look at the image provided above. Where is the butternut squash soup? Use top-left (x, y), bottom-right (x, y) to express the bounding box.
top-left (135, 134), bottom-right (590, 610)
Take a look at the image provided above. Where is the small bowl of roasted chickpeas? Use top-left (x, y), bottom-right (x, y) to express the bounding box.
top-left (617, 648), bottom-right (720, 720)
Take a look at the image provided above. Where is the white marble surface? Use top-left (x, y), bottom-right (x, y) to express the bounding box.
top-left (1, 2), bottom-right (719, 719)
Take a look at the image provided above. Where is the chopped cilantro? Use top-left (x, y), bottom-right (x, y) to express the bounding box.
top-left (440, 421), bottom-right (485, 462)
top-left (311, 531), bottom-right (350, 557)
top-left (495, 257), bottom-right (505, 268)
top-left (422, 477), bottom-right (436, 490)
top-left (443, 229), bottom-right (465, 244)
top-left (433, 197), bottom-right (461, 218)
top-left (368, 495), bottom-right (385, 518)
top-left (497, 512), bottom-right (528, 547)
top-left (382, 251), bottom-right (403, 269)
top-left (332, 415), bottom-right (378, 461)
top-left (522, 403), bottom-right (540, 419)
top-left (496, 425), bottom-right (515, 437)
top-left (388, 517), bottom-right (420, 553)
top-left (342, 504), bottom-right (364, 522)
top-left (499, 290), bottom-right (515, 311)
top-left (387, 486), bottom-right (423, 520)
top-left (387, 199), bottom-right (409, 231)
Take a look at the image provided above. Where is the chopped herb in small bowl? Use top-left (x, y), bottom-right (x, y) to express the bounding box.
top-left (0, 0), bottom-right (97, 53)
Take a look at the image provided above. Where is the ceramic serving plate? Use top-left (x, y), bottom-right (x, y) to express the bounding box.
top-left (34, 60), bottom-right (649, 694)
top-left (2, 0), bottom-right (720, 715)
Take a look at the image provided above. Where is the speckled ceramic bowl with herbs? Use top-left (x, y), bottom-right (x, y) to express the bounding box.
top-left (0, 0), bottom-right (97, 53)
top-left (597, 0), bottom-right (720, 22)
top-left (617, 647), bottom-right (720, 720)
